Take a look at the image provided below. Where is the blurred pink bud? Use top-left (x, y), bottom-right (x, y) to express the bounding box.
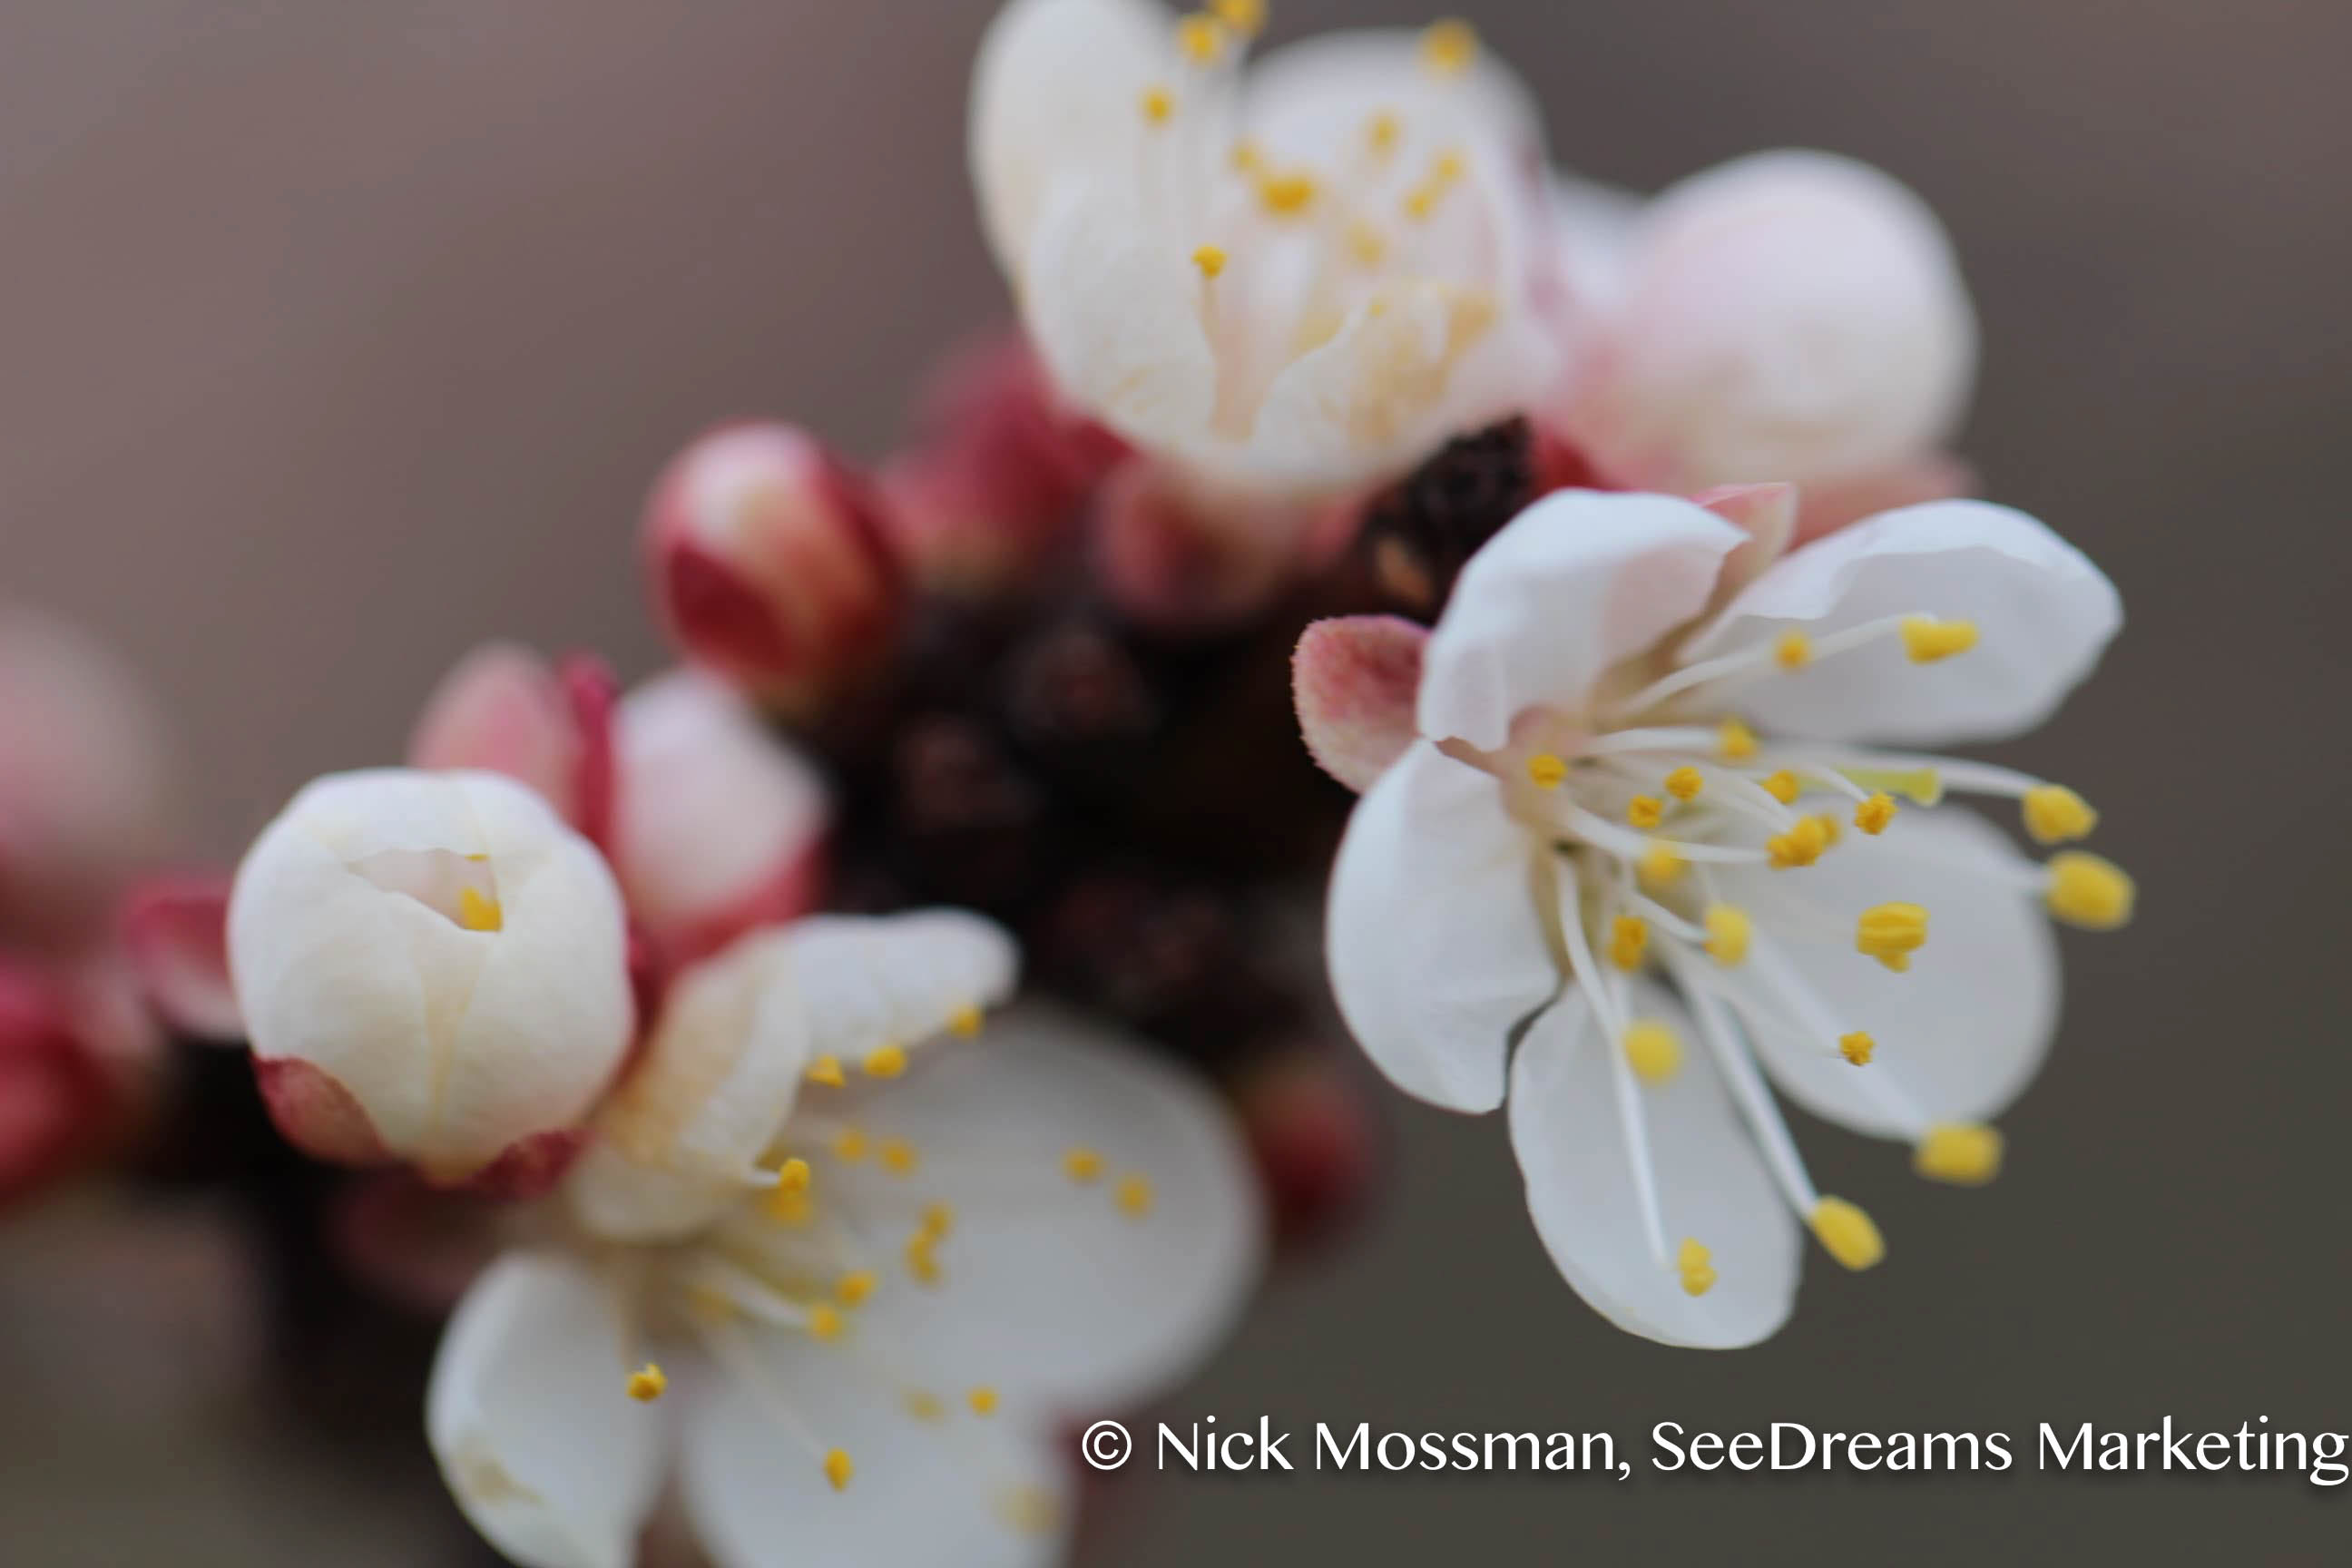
top-left (644, 423), bottom-right (902, 711)
top-left (1788, 452), bottom-right (1975, 545)
top-left (407, 643), bottom-right (618, 848)
top-left (120, 872), bottom-right (240, 1039)
top-left (1692, 480), bottom-right (1800, 604)
top-left (1094, 459), bottom-right (1340, 631)
top-left (1561, 151), bottom-right (1976, 492)
top-left (0, 961), bottom-right (121, 1208)
top-left (1233, 1046), bottom-right (1382, 1249)
top-left (1293, 616), bottom-right (1428, 794)
top-left (877, 331), bottom-right (1126, 597)
top-left (0, 607), bottom-right (172, 951)
top-left (610, 670), bottom-right (829, 975)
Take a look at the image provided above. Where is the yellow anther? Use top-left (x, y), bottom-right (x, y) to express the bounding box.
top-left (832, 1126), bottom-right (870, 1162)
top-left (836, 1270), bottom-right (877, 1308)
top-left (824, 1448), bottom-right (854, 1492)
top-left (1524, 751), bottom-right (1568, 790)
top-left (1115, 1173), bottom-right (1155, 1219)
top-left (806, 1054), bottom-right (845, 1087)
top-left (1766, 817), bottom-right (1830, 868)
top-left (773, 1156), bottom-right (812, 1195)
top-left (1431, 147), bottom-right (1467, 183)
top-left (904, 1389), bottom-right (945, 1422)
top-left (1856, 902), bottom-right (1928, 972)
top-left (1419, 17), bottom-right (1478, 75)
top-left (766, 1188), bottom-right (813, 1227)
top-left (1140, 84), bottom-right (1176, 124)
top-left (1230, 139), bottom-right (1264, 174)
top-left (1345, 220), bottom-right (1389, 269)
top-left (1759, 769), bottom-right (1801, 805)
top-left (1838, 1031), bottom-right (1876, 1066)
top-left (1622, 1021), bottom-right (1681, 1084)
top-left (1000, 1485), bottom-right (1060, 1537)
top-left (948, 1004), bottom-right (985, 1039)
top-left (1063, 1146), bottom-right (1105, 1184)
top-left (1636, 840), bottom-right (1685, 889)
top-left (456, 885), bottom-right (504, 933)
top-left (1915, 1122), bottom-right (2005, 1186)
top-left (1626, 795), bottom-right (1664, 828)
top-left (1717, 718), bottom-right (1759, 760)
top-left (1676, 1238), bottom-right (1717, 1298)
top-left (905, 1231), bottom-right (943, 1287)
top-left (1810, 811), bottom-right (1843, 847)
top-left (2023, 785), bottom-right (2098, 845)
top-left (1191, 244), bottom-right (1227, 280)
top-left (863, 1044), bottom-right (907, 1079)
top-left (1209, 0), bottom-right (1264, 36)
top-left (1854, 792), bottom-right (1897, 836)
top-left (967, 1386), bottom-right (1001, 1416)
top-left (626, 1363), bottom-right (667, 1402)
top-left (1809, 1198), bottom-right (1885, 1270)
top-left (1664, 766), bottom-right (1704, 801)
top-left (1401, 181), bottom-right (1445, 222)
top-left (920, 1202), bottom-right (955, 1240)
top-left (2046, 852), bottom-right (2135, 930)
top-left (1775, 631), bottom-right (1813, 670)
top-left (1841, 765), bottom-right (1943, 805)
top-left (1702, 905), bottom-right (1751, 966)
top-left (1257, 170), bottom-right (1318, 217)
top-left (806, 1304), bottom-right (845, 1342)
top-left (1177, 13), bottom-right (1227, 64)
top-left (878, 1138), bottom-right (920, 1176)
top-left (1901, 615), bottom-right (1979, 663)
top-left (1608, 915), bottom-right (1649, 972)
top-left (1365, 109), bottom-right (1402, 156)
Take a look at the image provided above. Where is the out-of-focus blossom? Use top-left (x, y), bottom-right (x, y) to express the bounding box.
top-left (0, 606), bottom-right (172, 951)
top-left (1092, 457), bottom-right (1355, 628)
top-left (1230, 1042), bottom-right (1380, 1246)
top-left (607, 669), bottom-right (830, 974)
top-left (0, 960), bottom-right (130, 1205)
top-left (1313, 486), bottom-right (2127, 1347)
top-left (877, 333), bottom-right (1127, 598)
top-left (1553, 152), bottom-right (1977, 496)
top-left (410, 643), bottom-right (617, 848)
top-left (429, 911), bottom-right (1260, 1568)
top-left (119, 872), bottom-right (242, 1041)
top-left (228, 769), bottom-right (634, 1191)
top-left (972, 1), bottom-right (1554, 501)
top-left (645, 424), bottom-right (902, 713)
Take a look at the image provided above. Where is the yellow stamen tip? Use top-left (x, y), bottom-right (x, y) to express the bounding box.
top-left (1419, 17), bottom-right (1478, 75)
top-left (1177, 13), bottom-right (1227, 64)
top-left (1766, 817), bottom-right (1831, 869)
top-left (878, 1138), bottom-right (919, 1176)
top-left (1901, 615), bottom-right (1980, 663)
top-left (1063, 1146), bottom-right (1105, 1184)
top-left (1915, 1122), bottom-right (2005, 1186)
top-left (904, 1389), bottom-right (945, 1422)
top-left (1257, 170), bottom-right (1318, 217)
top-left (626, 1364), bottom-right (667, 1402)
top-left (1838, 1031), bottom-right (1876, 1066)
top-left (1623, 1020), bottom-right (1682, 1084)
top-left (765, 1187), bottom-right (813, 1227)
top-left (863, 1044), bottom-right (908, 1080)
top-left (1664, 766), bottom-right (1704, 801)
top-left (774, 1156), bottom-right (812, 1194)
top-left (1365, 109), bottom-right (1402, 155)
top-left (1431, 147), bottom-right (1467, 183)
top-left (905, 1232), bottom-right (943, 1287)
top-left (1809, 1197), bottom-right (1885, 1271)
top-left (807, 1304), bottom-right (845, 1342)
top-left (1759, 769), bottom-right (1801, 805)
top-left (1401, 182), bottom-right (1441, 222)
top-left (1856, 902), bottom-right (1928, 971)
top-left (948, 1004), bottom-right (985, 1039)
top-left (831, 1127), bottom-right (869, 1162)
top-left (2023, 785), bottom-right (2099, 845)
top-left (1637, 840), bottom-right (1685, 889)
top-left (1608, 914), bottom-right (1650, 972)
top-left (824, 1448), bottom-right (854, 1492)
top-left (1115, 1173), bottom-right (1155, 1219)
top-left (1191, 244), bottom-right (1227, 279)
top-left (1626, 794), bottom-right (1664, 829)
top-left (836, 1270), bottom-right (877, 1307)
top-left (1810, 810), bottom-right (1843, 847)
top-left (1345, 220), bottom-right (1389, 269)
top-left (2046, 851), bottom-right (2135, 930)
top-left (1524, 751), bottom-right (1568, 790)
top-left (456, 885), bottom-right (504, 933)
top-left (1676, 1238), bottom-right (1716, 1298)
top-left (806, 1054), bottom-right (845, 1087)
top-left (1702, 904), bottom-right (1752, 966)
top-left (1775, 631), bottom-right (1812, 670)
top-left (967, 1386), bottom-right (1001, 1416)
top-left (1717, 718), bottom-right (1759, 760)
top-left (1855, 793), bottom-right (1897, 836)
top-left (1140, 84), bottom-right (1176, 124)
top-left (1229, 139), bottom-right (1263, 174)
top-left (920, 1202), bottom-right (955, 1240)
top-left (1209, 0), bottom-right (1264, 37)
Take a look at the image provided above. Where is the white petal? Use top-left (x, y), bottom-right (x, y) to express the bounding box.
top-left (1682, 499), bottom-right (2122, 745)
top-left (1720, 805), bottom-right (2058, 1139)
top-left (792, 1003), bottom-right (1260, 1415)
top-left (788, 910), bottom-right (1020, 1066)
top-left (1325, 741), bottom-right (1553, 1112)
top-left (682, 1330), bottom-right (1069, 1568)
top-left (968, 0), bottom-right (1170, 273)
top-left (426, 1252), bottom-right (667, 1568)
top-left (1507, 987), bottom-right (1799, 1348)
top-left (1418, 490), bottom-right (1743, 750)
top-left (1242, 27), bottom-right (1547, 178)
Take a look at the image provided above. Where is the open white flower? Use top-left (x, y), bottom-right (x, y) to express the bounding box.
top-left (972, 0), bottom-right (1554, 495)
top-left (1318, 486), bottom-right (2130, 1347)
top-left (431, 910), bottom-right (1260, 1568)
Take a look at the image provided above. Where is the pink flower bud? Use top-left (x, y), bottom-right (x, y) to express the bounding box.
top-left (643, 423), bottom-right (901, 712)
top-left (1232, 1045), bottom-right (1381, 1249)
top-left (608, 670), bottom-right (830, 975)
top-left (120, 871), bottom-right (241, 1040)
top-left (0, 959), bottom-right (132, 1209)
top-left (0, 607), bottom-right (172, 951)
top-left (1293, 616), bottom-right (1429, 794)
top-left (1093, 458), bottom-right (1340, 631)
top-left (407, 643), bottom-right (618, 848)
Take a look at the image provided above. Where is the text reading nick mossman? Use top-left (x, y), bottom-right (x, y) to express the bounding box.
top-left (1075, 1417), bottom-right (2352, 1486)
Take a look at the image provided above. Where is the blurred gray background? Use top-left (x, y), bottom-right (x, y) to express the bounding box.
top-left (3, 0), bottom-right (2347, 1562)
